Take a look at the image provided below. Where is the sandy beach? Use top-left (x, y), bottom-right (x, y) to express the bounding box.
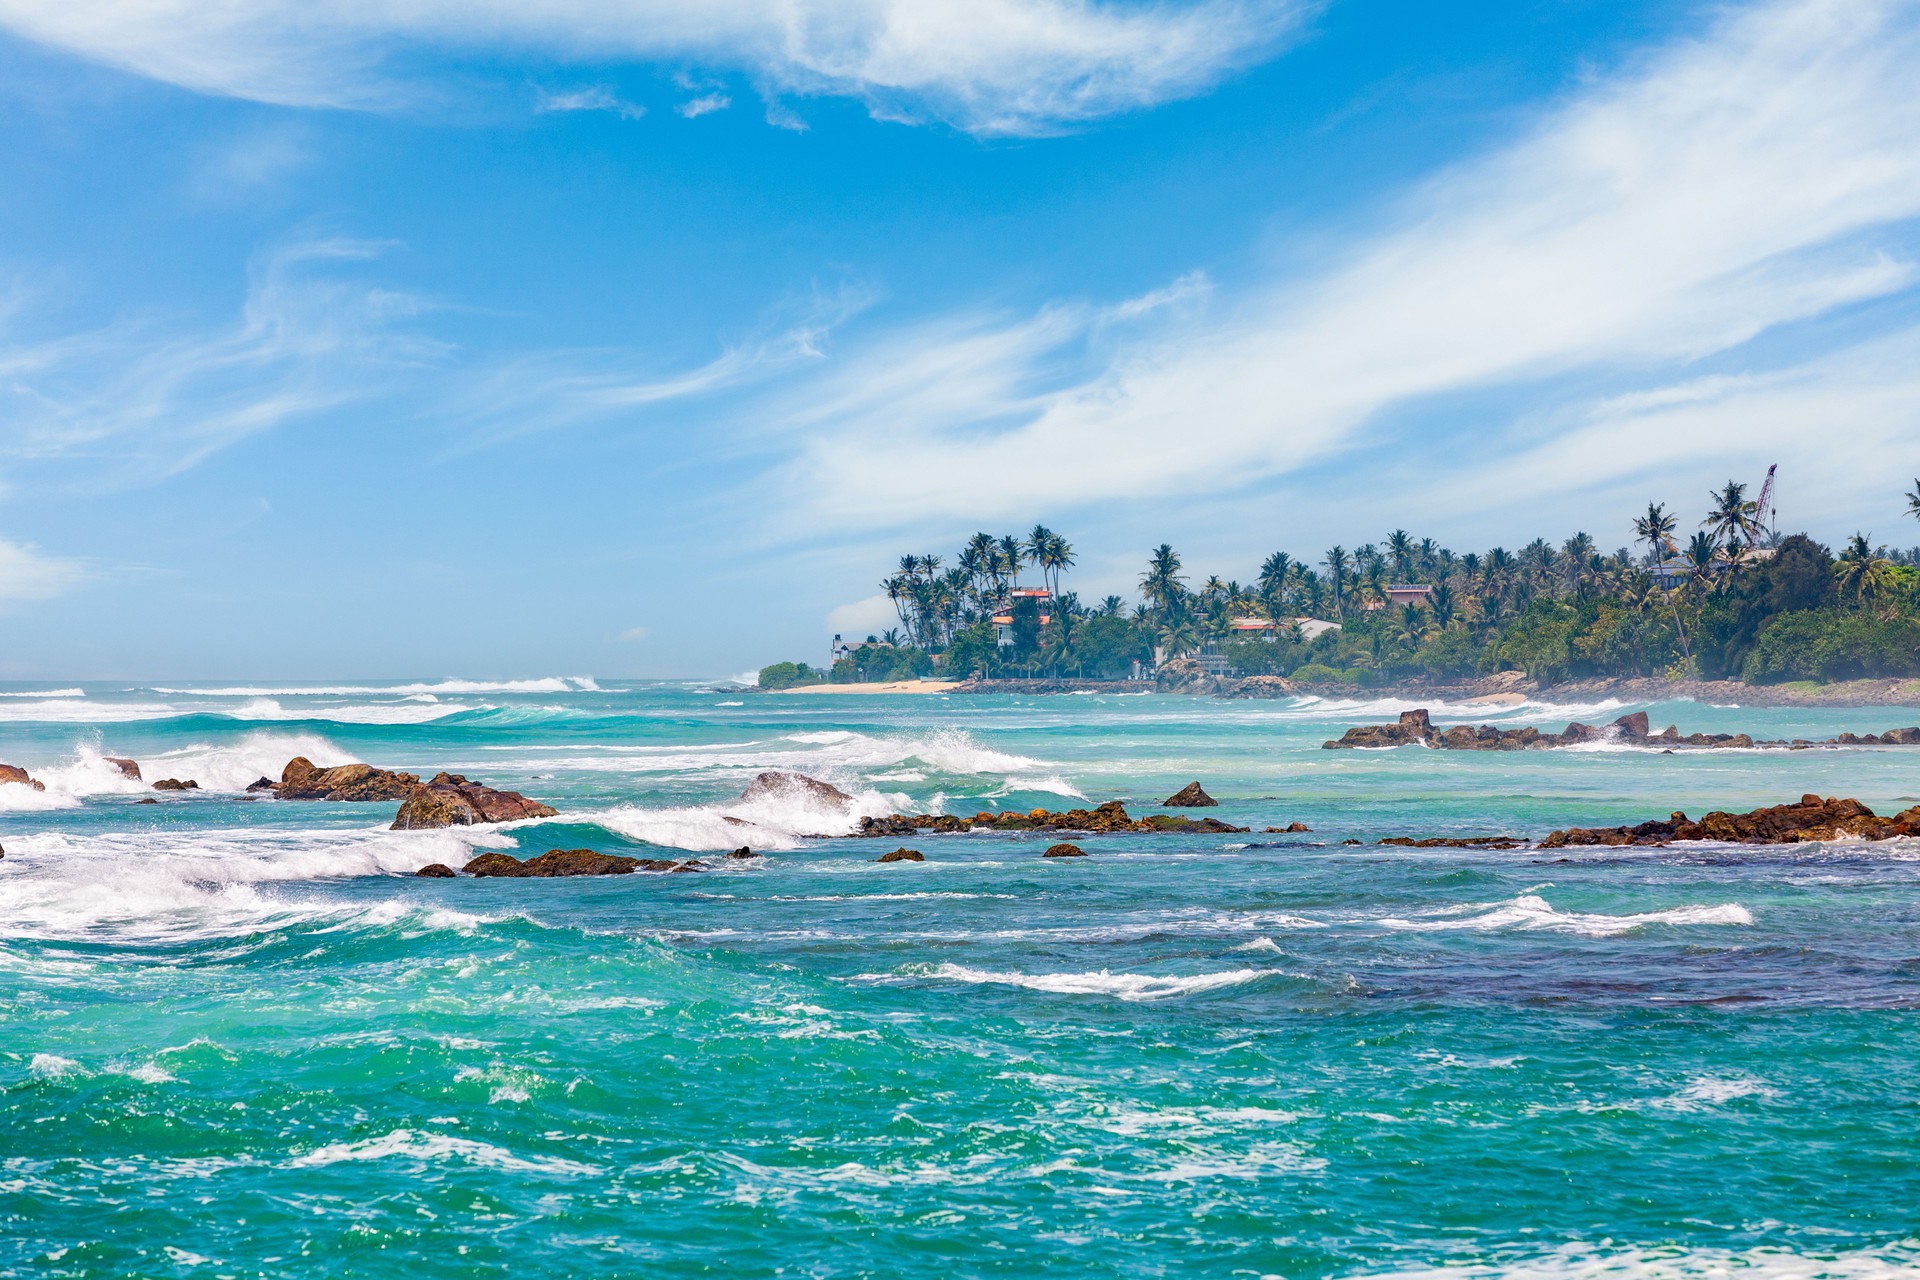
top-left (777, 679), bottom-right (962, 695)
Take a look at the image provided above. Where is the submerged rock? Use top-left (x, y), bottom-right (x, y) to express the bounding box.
top-left (462, 848), bottom-right (644, 877)
top-left (152, 778), bottom-right (199, 791)
top-left (856, 799), bottom-right (1245, 838)
top-left (1162, 781), bottom-right (1218, 808)
top-left (276, 757), bottom-right (420, 801)
top-left (1042, 843), bottom-right (1087, 858)
top-left (0, 764), bottom-right (46, 792)
top-left (415, 863), bottom-right (457, 878)
top-left (1263, 822), bottom-right (1313, 833)
top-left (726, 846), bottom-right (761, 859)
top-left (102, 757), bottom-right (142, 781)
top-left (1377, 835), bottom-right (1526, 850)
top-left (135, 797), bottom-right (159, 805)
top-left (391, 773), bottom-right (558, 830)
top-left (738, 771), bottom-right (853, 807)
top-left (1541, 794), bottom-right (1920, 848)
top-left (877, 848), bottom-right (925, 863)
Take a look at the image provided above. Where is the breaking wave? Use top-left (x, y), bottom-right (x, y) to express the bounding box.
top-left (867, 963), bottom-right (1272, 1001)
top-left (1376, 893), bottom-right (1753, 936)
top-left (1358, 1243), bottom-right (1920, 1280)
top-left (150, 677), bottom-right (597, 696)
top-left (591, 781), bottom-right (906, 853)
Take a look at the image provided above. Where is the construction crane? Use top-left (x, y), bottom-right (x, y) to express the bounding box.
top-left (1752, 464), bottom-right (1779, 547)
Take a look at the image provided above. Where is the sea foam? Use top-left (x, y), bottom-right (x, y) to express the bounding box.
top-left (1376, 893), bottom-right (1753, 936)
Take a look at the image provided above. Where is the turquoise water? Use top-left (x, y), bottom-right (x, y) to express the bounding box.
top-left (3, 680), bottom-right (1920, 1279)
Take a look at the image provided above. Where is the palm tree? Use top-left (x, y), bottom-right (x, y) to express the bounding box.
top-left (1429, 581), bottom-right (1456, 629)
top-left (1139, 544), bottom-right (1187, 621)
top-left (1703, 481), bottom-right (1759, 554)
top-left (1393, 603), bottom-right (1427, 649)
top-left (1047, 532), bottom-right (1075, 597)
top-left (1323, 546), bottom-right (1350, 619)
top-left (1685, 530), bottom-right (1718, 586)
top-left (1258, 551), bottom-right (1294, 615)
top-left (881, 627), bottom-right (903, 647)
top-left (1562, 532), bottom-right (1595, 597)
top-left (1386, 530), bottom-right (1415, 580)
top-left (998, 535), bottom-right (1024, 589)
top-left (1834, 534), bottom-right (1896, 607)
top-left (1633, 502), bottom-right (1678, 565)
top-left (1157, 617), bottom-right (1199, 659)
top-left (1098, 595), bottom-right (1126, 617)
top-left (1906, 479), bottom-right (1920, 525)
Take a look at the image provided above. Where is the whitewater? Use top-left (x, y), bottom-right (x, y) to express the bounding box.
top-left (2, 678), bottom-right (1919, 1278)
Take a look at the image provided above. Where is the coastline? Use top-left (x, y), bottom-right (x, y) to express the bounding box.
top-left (774, 679), bottom-right (963, 695)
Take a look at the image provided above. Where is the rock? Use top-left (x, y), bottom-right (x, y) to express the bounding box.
top-left (725, 846), bottom-right (761, 859)
top-left (1222, 675), bottom-right (1297, 699)
top-left (1324, 709), bottom-right (1435, 749)
top-left (738, 771), bottom-right (853, 807)
top-left (1378, 835), bottom-right (1526, 850)
top-left (0, 764), bottom-right (46, 792)
top-left (1541, 794), bottom-right (1920, 848)
top-left (152, 778), bottom-right (199, 791)
top-left (136, 797), bottom-right (159, 804)
top-left (102, 757), bottom-right (142, 781)
top-left (1162, 781), bottom-right (1218, 807)
top-left (877, 848), bottom-right (925, 862)
top-left (634, 858), bottom-right (705, 872)
top-left (245, 777), bottom-right (277, 792)
top-left (1264, 822), bottom-right (1312, 833)
top-left (856, 800), bottom-right (1247, 838)
top-left (276, 757), bottom-right (420, 801)
top-left (391, 773), bottom-right (559, 830)
top-left (462, 848), bottom-right (643, 877)
top-left (1042, 843), bottom-right (1087, 857)
top-left (1612, 712), bottom-right (1651, 738)
top-left (415, 863), bottom-right (457, 878)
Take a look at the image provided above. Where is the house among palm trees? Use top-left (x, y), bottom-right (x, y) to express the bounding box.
top-left (1384, 584), bottom-right (1433, 608)
top-left (993, 589), bottom-right (1053, 646)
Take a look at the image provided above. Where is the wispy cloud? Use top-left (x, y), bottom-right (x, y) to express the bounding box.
top-left (0, 0), bottom-right (1306, 135)
top-left (755, 0), bottom-right (1920, 531)
top-left (677, 91), bottom-right (730, 119)
top-left (0, 537), bottom-right (86, 602)
top-left (0, 238), bottom-right (445, 487)
top-left (538, 86), bottom-right (645, 120)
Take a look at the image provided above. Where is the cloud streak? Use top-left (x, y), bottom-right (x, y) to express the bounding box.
top-left (0, 0), bottom-right (1305, 135)
top-left (0, 537), bottom-right (85, 602)
top-left (757, 0), bottom-right (1920, 531)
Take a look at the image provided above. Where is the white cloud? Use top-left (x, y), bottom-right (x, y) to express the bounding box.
top-left (538, 86), bottom-right (645, 119)
top-left (619, 625), bottom-right (650, 641)
top-left (758, 0), bottom-right (1920, 529)
top-left (0, 0), bottom-right (1304, 135)
top-left (826, 594), bottom-right (899, 639)
top-left (0, 239), bottom-right (444, 485)
top-left (0, 538), bottom-right (85, 601)
top-left (677, 92), bottom-right (731, 118)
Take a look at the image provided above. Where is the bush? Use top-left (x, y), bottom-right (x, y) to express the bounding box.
top-left (1289, 662), bottom-right (1356, 684)
top-left (1743, 609), bottom-right (1920, 682)
top-left (758, 661), bottom-right (826, 690)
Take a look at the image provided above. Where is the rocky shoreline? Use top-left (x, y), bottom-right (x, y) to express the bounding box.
top-left (1323, 709), bottom-right (1920, 752)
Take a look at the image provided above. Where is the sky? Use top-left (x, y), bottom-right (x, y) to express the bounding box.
top-left (1, 0), bottom-right (1918, 679)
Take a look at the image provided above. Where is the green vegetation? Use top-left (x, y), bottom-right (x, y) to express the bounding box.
top-left (755, 661), bottom-right (829, 690)
top-left (759, 484), bottom-right (1920, 687)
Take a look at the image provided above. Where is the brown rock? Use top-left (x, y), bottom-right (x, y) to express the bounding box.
top-left (1612, 712), bottom-right (1651, 738)
top-left (277, 757), bottom-right (420, 801)
top-left (245, 777), bottom-right (277, 793)
top-left (462, 848), bottom-right (642, 877)
top-left (0, 764), bottom-right (46, 792)
top-left (152, 778), bottom-right (199, 791)
top-left (1042, 843), bottom-right (1087, 857)
top-left (415, 863), bottom-right (457, 878)
top-left (855, 800), bottom-right (1246, 838)
top-left (136, 797), bottom-right (159, 804)
top-left (1378, 835), bottom-right (1526, 850)
top-left (725, 846), bottom-right (761, 859)
top-left (1323, 709), bottom-right (1435, 749)
top-left (1263, 822), bottom-right (1313, 833)
top-left (390, 773), bottom-right (558, 830)
top-left (102, 757), bottom-right (142, 781)
top-left (1541, 794), bottom-right (1920, 848)
top-left (1163, 781), bottom-right (1218, 807)
top-left (877, 848), bottom-right (925, 862)
top-left (737, 771), bottom-right (853, 807)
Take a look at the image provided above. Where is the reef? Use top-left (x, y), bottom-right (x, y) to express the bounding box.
top-left (1540, 794), bottom-right (1920, 848)
top-left (391, 773), bottom-right (559, 830)
top-left (856, 800), bottom-right (1246, 838)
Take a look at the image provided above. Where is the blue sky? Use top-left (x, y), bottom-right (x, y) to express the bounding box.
top-left (2, 0), bottom-right (1918, 678)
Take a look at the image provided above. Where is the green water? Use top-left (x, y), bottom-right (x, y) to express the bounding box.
top-left (2, 681), bottom-right (1918, 1278)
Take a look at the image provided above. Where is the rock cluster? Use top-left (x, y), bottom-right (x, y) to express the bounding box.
top-left (1541, 794), bottom-right (1920, 848)
top-left (152, 778), bottom-right (199, 791)
top-left (876, 848), bottom-right (925, 863)
top-left (457, 849), bottom-right (704, 877)
top-left (1152, 658), bottom-right (1296, 699)
top-left (1326, 709), bottom-right (1920, 752)
top-left (856, 800), bottom-right (1246, 838)
top-left (1264, 822), bottom-right (1313, 833)
top-left (1377, 835), bottom-right (1526, 849)
top-left (0, 764), bottom-right (45, 792)
top-left (276, 757), bottom-right (419, 801)
top-left (391, 773), bottom-right (559, 830)
top-left (1162, 782), bottom-right (1218, 807)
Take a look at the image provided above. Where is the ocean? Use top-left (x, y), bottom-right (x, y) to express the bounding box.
top-left (3, 679), bottom-right (1919, 1279)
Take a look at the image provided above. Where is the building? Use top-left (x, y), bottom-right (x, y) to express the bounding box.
top-left (1385, 584), bottom-right (1433, 608)
top-left (1229, 617), bottom-right (1279, 637)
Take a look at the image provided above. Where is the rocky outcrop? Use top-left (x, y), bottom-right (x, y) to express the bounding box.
top-left (152, 778), bottom-right (199, 791)
top-left (460, 848), bottom-right (688, 877)
top-left (102, 757), bottom-right (142, 781)
top-left (246, 777), bottom-right (276, 792)
top-left (0, 764), bottom-right (45, 792)
top-left (1042, 842), bottom-right (1087, 857)
top-left (1378, 835), bottom-right (1526, 849)
top-left (415, 863), bottom-right (457, 877)
top-left (877, 848), bottom-right (925, 863)
top-left (1264, 822), bottom-right (1312, 833)
top-left (1153, 659), bottom-right (1297, 700)
top-left (738, 771), bottom-right (853, 807)
top-left (390, 773), bottom-right (559, 830)
top-left (1162, 782), bottom-right (1218, 807)
top-left (1327, 708), bottom-right (1920, 752)
top-left (1221, 675), bottom-right (1297, 699)
top-left (857, 800), bottom-right (1246, 838)
top-left (1325, 709), bottom-right (1436, 748)
top-left (276, 757), bottom-right (420, 801)
top-left (726, 846), bottom-right (761, 859)
top-left (1541, 794), bottom-right (1920, 848)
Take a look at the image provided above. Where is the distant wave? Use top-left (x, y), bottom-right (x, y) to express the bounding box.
top-left (288, 1129), bottom-right (596, 1178)
top-left (0, 700), bottom-right (183, 723)
top-left (150, 677), bottom-right (598, 696)
top-left (1361, 1242), bottom-right (1920, 1280)
top-left (0, 687), bottom-right (85, 698)
top-left (1376, 893), bottom-right (1753, 937)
